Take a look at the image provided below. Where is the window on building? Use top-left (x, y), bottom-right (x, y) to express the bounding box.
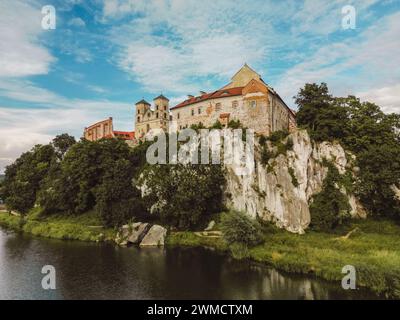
top-left (177, 113), bottom-right (180, 119)
top-left (148, 112), bottom-right (151, 118)
top-left (249, 100), bottom-right (256, 108)
top-left (232, 101), bottom-right (238, 109)
top-left (198, 107), bottom-right (202, 114)
top-left (156, 112), bottom-right (159, 118)
top-left (191, 109), bottom-right (194, 116)
top-left (164, 105), bottom-right (167, 111)
top-left (164, 113), bottom-right (167, 119)
top-left (156, 105), bottom-right (159, 110)
top-left (215, 103), bottom-right (221, 111)
top-left (169, 115), bottom-right (173, 121)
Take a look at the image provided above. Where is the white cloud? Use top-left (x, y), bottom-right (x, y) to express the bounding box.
top-left (0, 0), bottom-right (55, 77)
top-left (103, 0), bottom-right (389, 98)
top-left (0, 79), bottom-right (133, 173)
top-left (105, 0), bottom-right (290, 94)
top-left (358, 84), bottom-right (400, 114)
top-left (275, 11), bottom-right (400, 109)
top-left (68, 17), bottom-right (86, 27)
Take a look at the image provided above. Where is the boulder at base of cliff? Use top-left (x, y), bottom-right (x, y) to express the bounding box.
top-left (139, 225), bottom-right (167, 247)
top-left (127, 222), bottom-right (151, 244)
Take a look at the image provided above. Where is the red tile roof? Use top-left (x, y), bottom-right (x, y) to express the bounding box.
top-left (171, 87), bottom-right (244, 110)
top-left (113, 131), bottom-right (135, 140)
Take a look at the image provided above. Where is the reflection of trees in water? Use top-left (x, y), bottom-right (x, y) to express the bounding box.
top-left (217, 258), bottom-right (332, 300)
top-left (2, 230), bottom-right (34, 259)
top-left (263, 268), bottom-right (330, 300)
top-left (56, 244), bottom-right (169, 299)
top-left (0, 231), bottom-right (377, 299)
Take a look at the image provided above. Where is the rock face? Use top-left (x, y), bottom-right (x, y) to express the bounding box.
top-left (116, 223), bottom-right (166, 247)
top-left (225, 129), bottom-right (365, 234)
top-left (140, 225), bottom-right (167, 247)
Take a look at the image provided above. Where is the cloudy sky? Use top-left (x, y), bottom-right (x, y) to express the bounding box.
top-left (0, 0), bottom-right (399, 173)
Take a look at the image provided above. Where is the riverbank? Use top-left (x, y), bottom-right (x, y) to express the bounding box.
top-left (0, 210), bottom-right (115, 242)
top-left (1, 210), bottom-right (399, 298)
top-left (168, 219), bottom-right (400, 299)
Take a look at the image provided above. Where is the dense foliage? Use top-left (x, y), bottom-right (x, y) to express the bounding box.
top-left (2, 131), bottom-right (226, 229)
top-left (139, 163), bottom-right (225, 230)
top-left (220, 210), bottom-right (263, 246)
top-left (309, 166), bottom-right (351, 231)
top-left (295, 83), bottom-right (400, 219)
top-left (2, 144), bottom-right (57, 214)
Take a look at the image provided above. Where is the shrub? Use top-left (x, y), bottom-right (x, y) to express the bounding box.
top-left (310, 167), bottom-right (351, 231)
top-left (288, 167), bottom-right (299, 187)
top-left (261, 146), bottom-right (274, 165)
top-left (259, 135), bottom-right (267, 146)
top-left (269, 130), bottom-right (289, 145)
top-left (220, 211), bottom-right (263, 247)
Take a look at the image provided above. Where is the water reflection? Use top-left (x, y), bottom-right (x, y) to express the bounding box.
top-left (0, 229), bottom-right (378, 300)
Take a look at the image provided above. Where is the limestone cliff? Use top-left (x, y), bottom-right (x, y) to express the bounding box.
top-left (224, 129), bottom-right (366, 234)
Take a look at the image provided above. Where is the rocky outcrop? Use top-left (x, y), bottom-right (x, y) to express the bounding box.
top-left (392, 185), bottom-right (400, 201)
top-left (225, 129), bottom-right (365, 234)
top-left (139, 225), bottom-right (167, 247)
top-left (116, 223), bottom-right (166, 247)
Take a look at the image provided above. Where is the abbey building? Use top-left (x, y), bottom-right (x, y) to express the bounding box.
top-left (84, 64), bottom-right (296, 142)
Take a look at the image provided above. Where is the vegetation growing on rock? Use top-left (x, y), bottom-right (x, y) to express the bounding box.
top-left (295, 83), bottom-right (400, 220)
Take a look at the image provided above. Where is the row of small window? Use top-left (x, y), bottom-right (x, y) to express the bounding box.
top-left (184, 100), bottom-right (240, 118)
top-left (137, 112), bottom-right (168, 122)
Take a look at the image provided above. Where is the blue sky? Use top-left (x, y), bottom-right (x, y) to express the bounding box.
top-left (0, 0), bottom-right (399, 172)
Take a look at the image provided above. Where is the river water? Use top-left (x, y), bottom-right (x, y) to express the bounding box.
top-left (0, 228), bottom-right (378, 300)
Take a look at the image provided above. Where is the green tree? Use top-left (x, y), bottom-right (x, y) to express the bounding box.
top-left (139, 163), bottom-right (225, 230)
top-left (52, 133), bottom-right (76, 159)
top-left (309, 167), bottom-right (351, 231)
top-left (39, 138), bottom-right (135, 215)
top-left (3, 144), bottom-right (56, 214)
top-left (295, 83), bottom-right (400, 219)
top-left (95, 159), bottom-right (147, 227)
top-left (295, 83), bottom-right (348, 141)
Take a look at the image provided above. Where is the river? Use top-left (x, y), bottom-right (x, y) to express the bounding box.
top-left (0, 228), bottom-right (378, 300)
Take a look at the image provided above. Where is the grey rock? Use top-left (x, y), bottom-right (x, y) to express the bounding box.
top-left (204, 220), bottom-right (215, 231)
top-left (225, 129), bottom-right (366, 233)
top-left (127, 222), bottom-right (151, 244)
top-left (139, 225), bottom-right (167, 247)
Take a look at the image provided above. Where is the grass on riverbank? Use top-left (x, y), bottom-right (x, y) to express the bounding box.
top-left (168, 219), bottom-right (400, 299)
top-left (0, 209), bottom-right (116, 242)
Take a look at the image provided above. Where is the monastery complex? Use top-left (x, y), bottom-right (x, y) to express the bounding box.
top-left (84, 64), bottom-right (296, 143)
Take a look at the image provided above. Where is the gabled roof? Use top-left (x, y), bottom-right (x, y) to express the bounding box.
top-left (154, 94), bottom-right (169, 101)
top-left (135, 99), bottom-right (151, 105)
top-left (171, 87), bottom-right (243, 110)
